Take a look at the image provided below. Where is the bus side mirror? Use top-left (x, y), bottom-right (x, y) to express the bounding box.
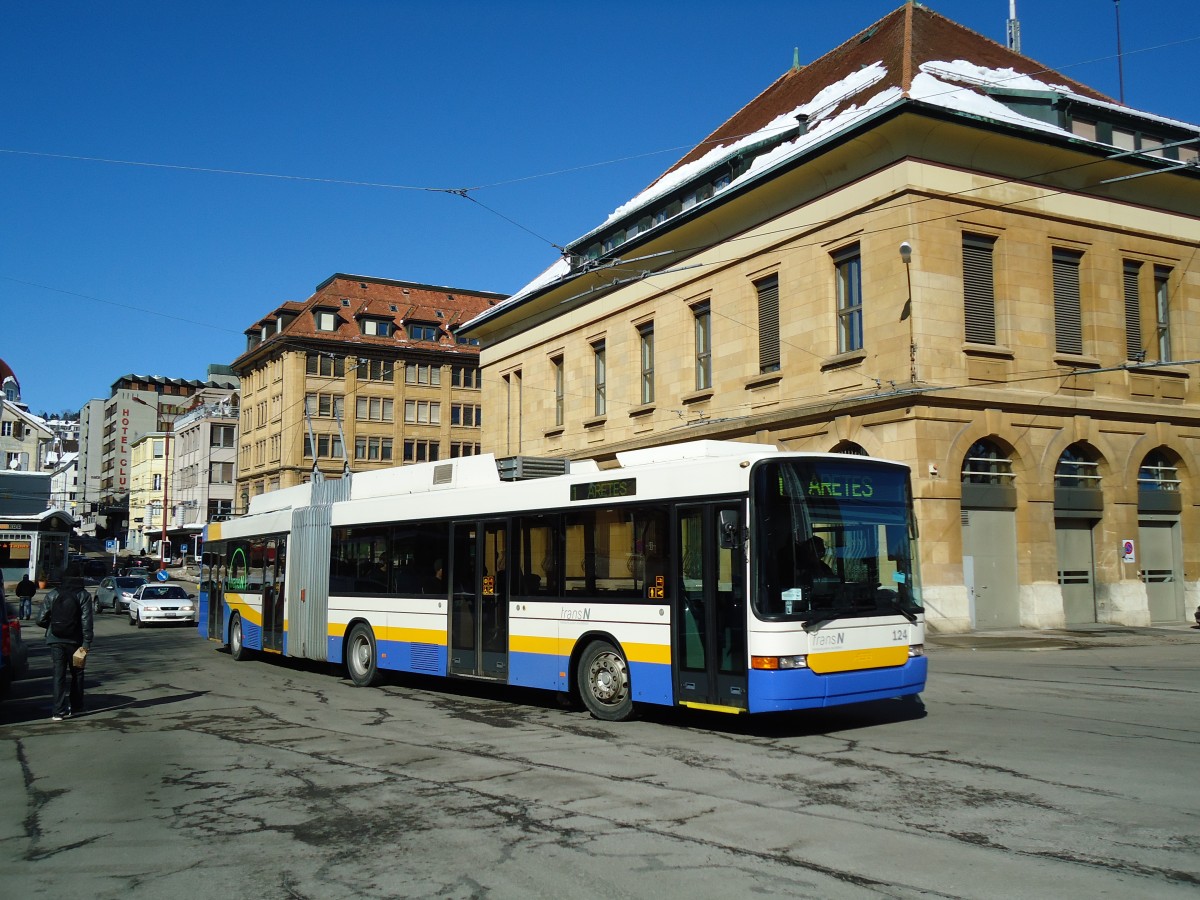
top-left (718, 510), bottom-right (740, 549)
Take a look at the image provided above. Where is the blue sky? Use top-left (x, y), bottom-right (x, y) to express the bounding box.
top-left (4, 0), bottom-right (1198, 415)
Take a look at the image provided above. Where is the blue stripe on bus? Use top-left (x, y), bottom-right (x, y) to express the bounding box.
top-left (508, 650), bottom-right (566, 691)
top-left (508, 652), bottom-right (673, 706)
top-left (747, 657), bottom-right (927, 713)
top-left (629, 660), bottom-right (673, 706)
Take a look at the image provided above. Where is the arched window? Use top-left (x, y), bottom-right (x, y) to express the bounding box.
top-left (1055, 443), bottom-right (1101, 489)
top-left (1138, 449), bottom-right (1179, 492)
top-left (962, 439), bottom-right (1014, 485)
top-left (832, 441), bottom-right (868, 456)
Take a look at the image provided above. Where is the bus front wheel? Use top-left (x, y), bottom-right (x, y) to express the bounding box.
top-left (346, 623), bottom-right (382, 687)
top-left (577, 641), bottom-right (634, 722)
top-left (229, 613), bottom-right (250, 662)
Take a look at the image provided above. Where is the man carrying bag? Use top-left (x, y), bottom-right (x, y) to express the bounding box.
top-left (36, 563), bottom-right (94, 721)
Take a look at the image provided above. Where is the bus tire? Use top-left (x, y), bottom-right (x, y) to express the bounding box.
top-left (229, 613), bottom-right (250, 662)
top-left (577, 640), bottom-right (634, 722)
top-left (345, 623), bottom-right (382, 687)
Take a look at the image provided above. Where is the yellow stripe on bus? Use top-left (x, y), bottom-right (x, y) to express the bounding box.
top-left (326, 622), bottom-right (447, 647)
top-left (510, 634), bottom-right (670, 666)
top-left (225, 595), bottom-right (261, 626)
top-left (808, 645), bottom-right (909, 674)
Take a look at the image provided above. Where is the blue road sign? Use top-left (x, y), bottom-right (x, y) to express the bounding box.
top-left (156, 569), bottom-right (170, 582)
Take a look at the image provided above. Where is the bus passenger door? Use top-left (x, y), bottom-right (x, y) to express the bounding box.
top-left (675, 504), bottom-right (748, 711)
top-left (262, 537), bottom-right (286, 654)
top-left (449, 521), bottom-right (509, 680)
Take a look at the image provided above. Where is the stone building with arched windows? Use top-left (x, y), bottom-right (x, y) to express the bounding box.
top-left (460, 4), bottom-right (1200, 632)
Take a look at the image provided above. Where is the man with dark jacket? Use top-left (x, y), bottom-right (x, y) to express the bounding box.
top-left (37, 564), bottom-right (94, 721)
top-left (15, 573), bottom-right (37, 620)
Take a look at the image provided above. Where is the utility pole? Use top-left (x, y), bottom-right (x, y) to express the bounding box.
top-left (1114, 0), bottom-right (1126, 104)
top-left (1006, 0), bottom-right (1021, 54)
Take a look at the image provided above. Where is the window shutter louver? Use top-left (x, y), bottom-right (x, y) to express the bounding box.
top-left (1052, 250), bottom-right (1083, 355)
top-left (962, 236), bottom-right (996, 344)
top-left (1123, 261), bottom-right (1143, 360)
top-left (756, 275), bottom-right (780, 373)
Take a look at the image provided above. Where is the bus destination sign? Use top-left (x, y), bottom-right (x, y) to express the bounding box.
top-left (570, 477), bottom-right (636, 502)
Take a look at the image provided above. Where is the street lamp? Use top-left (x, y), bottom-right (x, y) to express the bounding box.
top-left (899, 242), bottom-right (916, 383)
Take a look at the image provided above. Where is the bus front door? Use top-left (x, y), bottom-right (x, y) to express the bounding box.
top-left (449, 521), bottom-right (509, 680)
top-left (675, 504), bottom-right (748, 711)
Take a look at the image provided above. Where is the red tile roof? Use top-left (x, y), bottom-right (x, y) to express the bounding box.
top-left (659, 3), bottom-right (1111, 183)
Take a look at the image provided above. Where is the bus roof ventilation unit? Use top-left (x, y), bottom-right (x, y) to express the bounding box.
top-left (496, 456), bottom-right (571, 481)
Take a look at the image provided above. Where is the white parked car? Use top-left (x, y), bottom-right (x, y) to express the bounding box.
top-left (127, 584), bottom-right (196, 627)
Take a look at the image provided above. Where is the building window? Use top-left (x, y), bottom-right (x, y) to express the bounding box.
top-left (450, 366), bottom-right (481, 389)
top-left (361, 319), bottom-right (391, 337)
top-left (403, 439), bottom-right (439, 463)
top-left (303, 434), bottom-right (344, 459)
top-left (407, 323), bottom-right (439, 341)
top-left (210, 424), bottom-right (235, 448)
top-left (638, 323), bottom-right (655, 404)
top-left (961, 439), bottom-right (1015, 485)
top-left (1052, 249), bottom-right (1084, 355)
top-left (592, 339), bottom-right (606, 416)
top-left (693, 301), bottom-right (712, 390)
top-left (755, 275), bottom-right (780, 373)
top-left (305, 353), bottom-right (345, 378)
top-left (210, 462), bottom-right (234, 484)
top-left (356, 397), bottom-right (394, 422)
top-left (404, 364), bottom-right (441, 385)
top-left (834, 245), bottom-right (862, 353)
top-left (1138, 449), bottom-right (1180, 492)
top-left (152, 474), bottom-right (162, 491)
top-left (551, 355), bottom-right (564, 427)
top-left (450, 442), bottom-right (481, 458)
top-left (451, 404), bottom-right (482, 427)
top-left (315, 310), bottom-right (337, 331)
top-left (306, 393), bottom-right (344, 419)
top-left (354, 436), bottom-right (393, 461)
top-left (1054, 444), bottom-right (1100, 489)
top-left (1123, 261), bottom-right (1144, 361)
top-left (363, 359), bottom-right (394, 382)
top-left (0, 422), bottom-right (11, 437)
top-left (1154, 265), bottom-right (1172, 362)
top-left (962, 235), bottom-right (997, 344)
top-left (404, 400), bottom-right (441, 425)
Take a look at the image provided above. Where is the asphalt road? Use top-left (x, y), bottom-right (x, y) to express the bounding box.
top-left (1, 612), bottom-right (1198, 899)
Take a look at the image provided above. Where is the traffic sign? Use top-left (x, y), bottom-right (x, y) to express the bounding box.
top-left (156, 569), bottom-right (170, 582)
top-left (180, 544), bottom-right (188, 554)
top-left (105, 539), bottom-right (117, 552)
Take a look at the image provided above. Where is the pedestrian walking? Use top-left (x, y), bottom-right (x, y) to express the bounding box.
top-left (15, 573), bottom-right (37, 620)
top-left (36, 563), bottom-right (94, 721)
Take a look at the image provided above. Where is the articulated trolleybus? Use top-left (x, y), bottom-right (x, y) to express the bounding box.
top-left (198, 440), bottom-right (926, 720)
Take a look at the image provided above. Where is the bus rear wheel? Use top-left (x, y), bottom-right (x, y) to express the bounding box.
top-left (345, 623), bottom-right (382, 687)
top-left (229, 613), bottom-right (250, 662)
top-left (578, 640), bottom-right (634, 722)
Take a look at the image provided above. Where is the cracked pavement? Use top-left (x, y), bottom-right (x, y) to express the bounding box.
top-left (1, 615), bottom-right (1197, 898)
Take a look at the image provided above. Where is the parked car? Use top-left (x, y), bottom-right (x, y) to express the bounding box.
top-left (81, 558), bottom-right (108, 584)
top-left (96, 575), bottom-right (149, 613)
top-left (122, 566), bottom-right (153, 580)
top-left (128, 584), bottom-right (196, 627)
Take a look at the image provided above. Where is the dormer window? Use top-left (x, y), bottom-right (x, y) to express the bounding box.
top-left (315, 310), bottom-right (337, 331)
top-left (408, 323), bottom-right (439, 341)
top-left (361, 319), bottom-right (391, 337)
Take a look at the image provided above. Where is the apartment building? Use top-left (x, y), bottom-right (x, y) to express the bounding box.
top-left (232, 273), bottom-right (505, 504)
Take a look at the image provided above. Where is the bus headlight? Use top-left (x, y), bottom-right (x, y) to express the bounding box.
top-left (751, 655), bottom-right (809, 670)
top-left (908, 644), bottom-right (925, 658)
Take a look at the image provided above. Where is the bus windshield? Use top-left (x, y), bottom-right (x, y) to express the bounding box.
top-left (753, 458), bottom-right (922, 622)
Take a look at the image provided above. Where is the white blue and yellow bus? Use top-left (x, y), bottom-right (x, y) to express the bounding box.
top-left (198, 440), bottom-right (926, 720)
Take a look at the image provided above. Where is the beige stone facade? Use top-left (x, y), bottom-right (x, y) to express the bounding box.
top-left (463, 6), bottom-right (1200, 632)
top-left (233, 274), bottom-right (504, 505)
